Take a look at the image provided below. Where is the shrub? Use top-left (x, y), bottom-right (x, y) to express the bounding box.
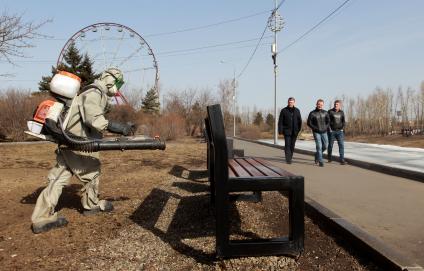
top-left (156, 113), bottom-right (186, 140)
top-left (0, 89), bottom-right (49, 141)
top-left (106, 104), bottom-right (137, 123)
top-left (140, 112), bottom-right (185, 141)
top-left (239, 125), bottom-right (261, 140)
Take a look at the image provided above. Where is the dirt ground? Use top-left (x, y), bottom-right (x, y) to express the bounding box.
top-left (0, 138), bottom-right (384, 270)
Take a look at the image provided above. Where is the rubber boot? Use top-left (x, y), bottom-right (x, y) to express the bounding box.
top-left (32, 216), bottom-right (68, 234)
top-left (83, 201), bottom-right (114, 216)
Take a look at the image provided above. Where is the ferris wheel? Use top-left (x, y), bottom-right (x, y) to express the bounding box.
top-left (57, 22), bottom-right (159, 105)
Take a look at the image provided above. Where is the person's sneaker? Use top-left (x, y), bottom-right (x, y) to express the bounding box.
top-left (319, 162), bottom-right (324, 167)
top-left (315, 159), bottom-right (319, 165)
top-left (328, 157), bottom-right (332, 163)
top-left (286, 160), bottom-right (292, 164)
top-left (32, 216), bottom-right (68, 234)
top-left (340, 159), bottom-right (346, 165)
top-left (83, 201), bottom-right (114, 216)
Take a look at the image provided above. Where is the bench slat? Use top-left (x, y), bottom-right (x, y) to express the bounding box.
top-left (228, 167), bottom-right (236, 177)
top-left (242, 158), bottom-right (281, 177)
top-left (254, 158), bottom-right (295, 177)
top-left (235, 158), bottom-right (266, 176)
top-left (229, 159), bottom-right (251, 177)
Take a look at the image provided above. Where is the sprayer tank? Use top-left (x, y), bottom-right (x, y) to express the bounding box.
top-left (50, 71), bottom-right (81, 98)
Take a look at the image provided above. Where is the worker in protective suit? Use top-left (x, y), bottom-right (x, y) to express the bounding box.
top-left (31, 67), bottom-right (134, 234)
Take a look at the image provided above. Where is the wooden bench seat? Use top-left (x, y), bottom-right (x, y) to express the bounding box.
top-left (205, 104), bottom-right (304, 258)
top-left (228, 157), bottom-right (293, 178)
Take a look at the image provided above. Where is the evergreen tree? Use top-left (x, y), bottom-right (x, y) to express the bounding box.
top-left (38, 66), bottom-right (57, 92)
top-left (253, 112), bottom-right (264, 126)
top-left (79, 53), bottom-right (99, 87)
top-left (141, 88), bottom-right (160, 114)
top-left (265, 113), bottom-right (275, 130)
top-left (38, 43), bottom-right (99, 92)
top-left (61, 42), bottom-right (82, 73)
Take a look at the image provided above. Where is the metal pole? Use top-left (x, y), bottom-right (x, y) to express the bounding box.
top-left (273, 0), bottom-right (278, 145)
top-left (233, 68), bottom-right (236, 137)
top-left (220, 60), bottom-right (237, 138)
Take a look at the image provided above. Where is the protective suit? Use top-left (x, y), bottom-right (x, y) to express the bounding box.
top-left (31, 68), bottom-right (133, 234)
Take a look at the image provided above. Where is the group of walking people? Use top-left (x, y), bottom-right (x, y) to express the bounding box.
top-left (277, 97), bottom-right (346, 167)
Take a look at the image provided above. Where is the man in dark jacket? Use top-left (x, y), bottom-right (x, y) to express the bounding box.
top-left (278, 97), bottom-right (302, 164)
top-left (328, 100), bottom-right (346, 164)
top-left (307, 99), bottom-right (330, 167)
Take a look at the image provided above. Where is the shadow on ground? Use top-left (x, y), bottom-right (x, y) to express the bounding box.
top-left (130, 166), bottom-right (260, 264)
top-left (20, 184), bottom-right (84, 212)
top-left (169, 165), bottom-right (208, 182)
top-left (20, 184), bottom-right (130, 213)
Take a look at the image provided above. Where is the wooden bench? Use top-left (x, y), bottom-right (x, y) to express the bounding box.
top-left (205, 104), bottom-right (304, 258)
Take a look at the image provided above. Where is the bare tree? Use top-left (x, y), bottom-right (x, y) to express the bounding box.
top-left (218, 79), bottom-right (234, 131)
top-left (420, 82), bottom-right (424, 131)
top-left (125, 88), bottom-right (144, 110)
top-left (241, 105), bottom-right (251, 124)
top-left (0, 11), bottom-right (50, 65)
top-left (162, 88), bottom-right (216, 136)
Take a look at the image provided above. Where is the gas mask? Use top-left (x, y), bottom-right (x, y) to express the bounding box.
top-left (100, 67), bottom-right (124, 97)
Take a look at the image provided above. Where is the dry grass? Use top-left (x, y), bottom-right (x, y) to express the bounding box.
top-left (0, 138), bottom-right (384, 270)
top-left (0, 90), bottom-right (49, 141)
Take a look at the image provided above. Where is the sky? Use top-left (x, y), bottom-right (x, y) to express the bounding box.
top-left (0, 0), bottom-right (423, 116)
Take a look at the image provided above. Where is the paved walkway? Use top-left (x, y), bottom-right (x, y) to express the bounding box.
top-left (234, 139), bottom-right (424, 268)
top-left (260, 139), bottom-right (424, 174)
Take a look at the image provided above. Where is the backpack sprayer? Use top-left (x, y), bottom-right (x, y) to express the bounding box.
top-left (25, 71), bottom-right (165, 152)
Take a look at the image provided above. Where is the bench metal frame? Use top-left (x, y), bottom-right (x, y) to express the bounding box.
top-left (206, 104), bottom-right (304, 258)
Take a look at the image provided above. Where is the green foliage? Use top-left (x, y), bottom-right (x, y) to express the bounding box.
top-left (265, 113), bottom-right (274, 130)
top-left (38, 43), bottom-right (99, 92)
top-left (79, 54), bottom-right (98, 87)
top-left (142, 88), bottom-right (160, 114)
top-left (38, 66), bottom-right (56, 92)
top-left (253, 111), bottom-right (264, 126)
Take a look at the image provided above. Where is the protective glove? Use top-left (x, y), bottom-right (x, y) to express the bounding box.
top-left (107, 121), bottom-right (136, 136)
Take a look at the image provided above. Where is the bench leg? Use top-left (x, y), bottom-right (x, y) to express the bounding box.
top-left (289, 178), bottom-right (304, 251)
top-left (215, 190), bottom-right (230, 258)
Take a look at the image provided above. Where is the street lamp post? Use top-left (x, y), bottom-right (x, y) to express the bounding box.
top-left (232, 69), bottom-right (236, 138)
top-left (268, 0), bottom-right (284, 144)
top-left (220, 60), bottom-right (237, 137)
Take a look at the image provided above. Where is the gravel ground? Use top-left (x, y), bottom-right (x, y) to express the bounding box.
top-left (0, 138), bottom-right (384, 270)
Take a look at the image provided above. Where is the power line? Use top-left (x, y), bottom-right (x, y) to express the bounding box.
top-left (278, 0), bottom-right (352, 54)
top-left (34, 10), bottom-right (272, 41)
top-left (272, 0), bottom-right (287, 15)
top-left (145, 10), bottom-right (272, 38)
top-left (236, 24), bottom-right (268, 78)
top-left (0, 44), bottom-right (275, 82)
top-left (153, 42), bottom-right (273, 59)
top-left (0, 36), bottom-right (273, 64)
top-left (236, 0), bottom-right (287, 78)
top-left (158, 36), bottom-right (272, 55)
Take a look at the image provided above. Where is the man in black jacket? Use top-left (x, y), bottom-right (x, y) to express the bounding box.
top-left (328, 100), bottom-right (346, 164)
top-left (278, 97), bottom-right (302, 164)
top-left (307, 99), bottom-right (330, 167)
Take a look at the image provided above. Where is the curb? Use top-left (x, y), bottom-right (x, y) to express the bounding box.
top-left (234, 137), bottom-right (424, 183)
top-left (235, 137), bottom-right (423, 271)
top-left (305, 197), bottom-right (423, 271)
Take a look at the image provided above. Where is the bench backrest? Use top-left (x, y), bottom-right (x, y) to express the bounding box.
top-left (206, 104), bottom-right (229, 185)
top-left (204, 118), bottom-right (214, 182)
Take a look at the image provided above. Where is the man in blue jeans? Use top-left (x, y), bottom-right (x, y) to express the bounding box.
top-left (307, 99), bottom-right (330, 167)
top-left (328, 100), bottom-right (346, 165)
